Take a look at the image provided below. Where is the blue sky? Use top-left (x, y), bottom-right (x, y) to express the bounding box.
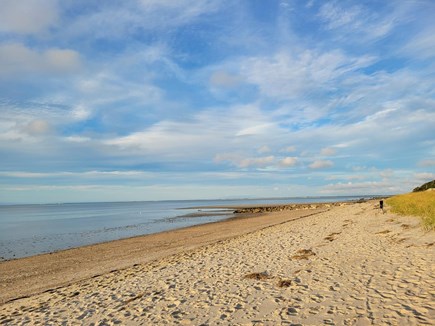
top-left (0, 0), bottom-right (434, 203)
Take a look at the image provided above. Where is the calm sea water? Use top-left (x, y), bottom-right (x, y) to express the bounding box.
top-left (0, 196), bottom-right (369, 260)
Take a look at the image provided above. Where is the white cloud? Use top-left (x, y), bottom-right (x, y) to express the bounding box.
top-left (214, 153), bottom-right (238, 164)
top-left (306, 0), bottom-right (315, 9)
top-left (352, 166), bottom-right (367, 172)
top-left (22, 119), bottom-right (51, 136)
top-left (70, 105), bottom-right (92, 121)
top-left (0, 1), bottom-right (432, 205)
top-left (379, 169), bottom-right (394, 179)
top-left (403, 30), bottom-right (435, 60)
top-left (239, 156), bottom-right (275, 168)
top-left (414, 172), bottom-right (435, 182)
top-left (309, 160), bottom-right (333, 169)
top-left (0, 106), bottom-right (59, 143)
top-left (103, 104), bottom-right (282, 159)
top-left (257, 145), bottom-right (271, 154)
top-left (331, 71), bottom-right (435, 127)
top-left (0, 43), bottom-right (81, 77)
top-left (0, 170), bottom-right (155, 179)
top-left (240, 50), bottom-right (376, 100)
top-left (75, 71), bottom-right (163, 105)
top-left (325, 174), bottom-right (365, 181)
top-left (45, 48), bottom-right (80, 71)
top-left (281, 146), bottom-right (296, 153)
top-left (66, 0), bottom-right (222, 40)
top-left (320, 147), bottom-right (336, 156)
top-left (0, 172), bottom-right (49, 178)
top-left (210, 71), bottom-right (240, 88)
top-left (318, 2), bottom-right (363, 30)
top-left (299, 100), bottom-right (435, 159)
top-left (235, 123), bottom-right (276, 137)
top-left (64, 136), bottom-right (91, 143)
top-left (279, 157), bottom-right (298, 167)
top-left (418, 160), bottom-right (435, 167)
top-left (321, 181), bottom-right (400, 194)
top-left (317, 1), bottom-right (396, 41)
top-left (0, 0), bottom-right (59, 35)
top-left (215, 152), bottom-right (300, 170)
top-left (0, 101), bottom-right (73, 139)
top-left (138, 0), bottom-right (221, 21)
top-left (214, 153), bottom-right (275, 169)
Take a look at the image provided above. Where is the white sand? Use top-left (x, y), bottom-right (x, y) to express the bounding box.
top-left (0, 200), bottom-right (434, 325)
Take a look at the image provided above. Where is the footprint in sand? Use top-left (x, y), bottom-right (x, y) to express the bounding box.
top-left (277, 279), bottom-right (293, 288)
top-left (342, 219), bottom-right (354, 227)
top-left (324, 232), bottom-right (341, 242)
top-left (291, 249), bottom-right (316, 260)
top-left (375, 230), bottom-right (391, 235)
top-left (243, 271), bottom-right (271, 281)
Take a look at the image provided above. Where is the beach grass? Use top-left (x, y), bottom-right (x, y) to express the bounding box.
top-left (386, 191), bottom-right (435, 230)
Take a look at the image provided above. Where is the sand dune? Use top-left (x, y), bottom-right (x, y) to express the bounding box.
top-left (0, 200), bottom-right (434, 325)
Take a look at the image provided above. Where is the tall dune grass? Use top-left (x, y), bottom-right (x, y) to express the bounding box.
top-left (386, 191), bottom-right (435, 230)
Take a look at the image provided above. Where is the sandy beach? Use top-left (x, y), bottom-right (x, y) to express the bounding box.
top-left (0, 200), bottom-right (434, 325)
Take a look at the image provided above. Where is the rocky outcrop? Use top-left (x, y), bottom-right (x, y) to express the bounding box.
top-left (233, 202), bottom-right (346, 214)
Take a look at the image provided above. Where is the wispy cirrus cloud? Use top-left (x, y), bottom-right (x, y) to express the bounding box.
top-left (0, 0), bottom-right (434, 203)
top-left (402, 29), bottom-right (435, 60)
top-left (239, 50), bottom-right (376, 100)
top-left (317, 1), bottom-right (397, 41)
top-left (62, 0), bottom-right (224, 40)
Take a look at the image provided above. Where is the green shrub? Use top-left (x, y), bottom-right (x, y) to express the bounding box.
top-left (413, 179), bottom-right (435, 192)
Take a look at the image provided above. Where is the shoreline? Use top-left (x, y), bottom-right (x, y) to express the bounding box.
top-left (0, 199), bottom-right (433, 324)
top-left (0, 199), bottom-right (366, 262)
top-left (0, 201), bottom-right (351, 263)
top-left (0, 204), bottom-right (329, 305)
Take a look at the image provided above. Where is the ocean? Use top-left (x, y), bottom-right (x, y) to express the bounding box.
top-left (0, 196), bottom-right (369, 260)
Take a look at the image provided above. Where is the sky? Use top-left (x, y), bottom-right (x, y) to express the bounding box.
top-left (0, 0), bottom-right (434, 204)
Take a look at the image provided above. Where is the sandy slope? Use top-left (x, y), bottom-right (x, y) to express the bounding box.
top-left (0, 200), bottom-right (434, 325)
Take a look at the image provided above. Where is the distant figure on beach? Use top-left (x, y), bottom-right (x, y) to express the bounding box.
top-left (380, 200), bottom-right (384, 212)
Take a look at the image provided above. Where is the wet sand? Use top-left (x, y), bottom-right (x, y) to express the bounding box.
top-left (0, 200), bottom-right (434, 325)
